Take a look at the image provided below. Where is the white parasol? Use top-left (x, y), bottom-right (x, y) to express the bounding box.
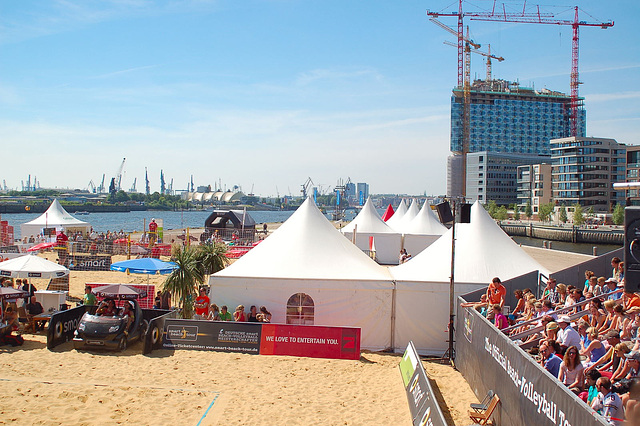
top-left (0, 254), bottom-right (70, 279)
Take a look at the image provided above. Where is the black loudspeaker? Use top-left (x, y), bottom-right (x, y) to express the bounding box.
top-left (435, 202), bottom-right (454, 224)
top-left (624, 207), bottom-right (640, 292)
top-left (460, 203), bottom-right (472, 224)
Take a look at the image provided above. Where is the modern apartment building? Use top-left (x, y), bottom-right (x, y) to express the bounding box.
top-left (465, 151), bottom-right (549, 205)
top-left (551, 137), bottom-right (626, 212)
top-left (448, 79), bottom-right (585, 197)
top-left (516, 163), bottom-right (553, 214)
top-left (626, 145), bottom-right (640, 200)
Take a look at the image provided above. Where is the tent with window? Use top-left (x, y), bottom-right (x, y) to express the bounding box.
top-left (340, 197), bottom-right (402, 265)
top-left (208, 197), bottom-right (395, 351)
top-left (20, 199), bottom-right (91, 239)
top-left (389, 201), bottom-right (548, 355)
top-left (401, 200), bottom-right (448, 258)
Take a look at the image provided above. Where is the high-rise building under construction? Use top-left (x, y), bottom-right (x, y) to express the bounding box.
top-left (447, 79), bottom-right (586, 200)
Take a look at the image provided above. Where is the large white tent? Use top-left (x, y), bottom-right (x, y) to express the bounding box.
top-left (402, 200), bottom-right (448, 258)
top-left (341, 198), bottom-right (402, 265)
top-left (20, 199), bottom-right (91, 239)
top-left (389, 201), bottom-right (549, 355)
top-left (209, 198), bottom-right (395, 351)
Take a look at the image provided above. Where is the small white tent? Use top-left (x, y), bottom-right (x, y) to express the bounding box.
top-left (209, 198), bottom-right (395, 351)
top-left (384, 199), bottom-right (407, 231)
top-left (402, 200), bottom-right (447, 258)
top-left (389, 201), bottom-right (548, 355)
top-left (341, 198), bottom-right (402, 265)
top-left (20, 199), bottom-right (91, 239)
top-left (390, 199), bottom-right (420, 234)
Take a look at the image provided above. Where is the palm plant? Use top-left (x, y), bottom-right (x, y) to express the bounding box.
top-left (163, 246), bottom-right (204, 319)
top-left (196, 242), bottom-right (230, 277)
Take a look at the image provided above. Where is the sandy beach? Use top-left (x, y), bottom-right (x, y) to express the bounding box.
top-left (1, 244), bottom-right (479, 425)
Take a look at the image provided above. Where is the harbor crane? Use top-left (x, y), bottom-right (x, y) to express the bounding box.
top-left (129, 178), bottom-right (137, 193)
top-left (88, 180), bottom-right (96, 193)
top-left (114, 158), bottom-right (126, 191)
top-left (97, 174), bottom-right (105, 193)
top-left (145, 168), bottom-right (150, 195)
top-left (301, 177), bottom-right (314, 198)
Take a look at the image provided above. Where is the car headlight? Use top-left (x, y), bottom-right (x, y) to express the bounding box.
top-left (108, 325), bottom-right (120, 333)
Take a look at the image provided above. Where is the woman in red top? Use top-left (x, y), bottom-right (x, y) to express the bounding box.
top-left (233, 305), bottom-right (246, 322)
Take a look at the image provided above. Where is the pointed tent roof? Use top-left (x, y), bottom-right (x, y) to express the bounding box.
top-left (381, 204), bottom-right (394, 222)
top-left (390, 199), bottom-right (420, 233)
top-left (22, 199), bottom-right (89, 227)
top-left (214, 198), bottom-right (392, 281)
top-left (390, 201), bottom-right (548, 283)
top-left (403, 200), bottom-right (448, 236)
top-left (385, 199), bottom-right (408, 230)
top-left (341, 198), bottom-right (397, 234)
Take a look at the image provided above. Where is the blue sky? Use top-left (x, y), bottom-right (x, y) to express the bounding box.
top-left (1, 0), bottom-right (638, 196)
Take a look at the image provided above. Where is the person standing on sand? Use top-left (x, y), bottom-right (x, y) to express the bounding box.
top-left (148, 218), bottom-right (158, 248)
top-left (82, 286), bottom-right (97, 306)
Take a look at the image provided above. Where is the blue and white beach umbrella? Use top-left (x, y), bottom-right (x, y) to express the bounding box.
top-left (110, 258), bottom-right (179, 275)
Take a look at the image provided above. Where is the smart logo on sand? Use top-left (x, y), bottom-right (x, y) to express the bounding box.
top-left (167, 325), bottom-right (198, 341)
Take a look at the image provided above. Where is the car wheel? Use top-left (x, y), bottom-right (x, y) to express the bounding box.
top-left (150, 325), bottom-right (160, 346)
top-left (119, 336), bottom-right (127, 351)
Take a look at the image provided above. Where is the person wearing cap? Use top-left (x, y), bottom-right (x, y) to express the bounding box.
top-left (603, 278), bottom-right (622, 301)
top-left (557, 315), bottom-right (581, 352)
top-left (591, 377), bottom-right (624, 426)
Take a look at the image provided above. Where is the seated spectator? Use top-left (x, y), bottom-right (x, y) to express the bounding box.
top-left (233, 305), bottom-right (247, 322)
top-left (219, 305), bottom-right (232, 321)
top-left (460, 294), bottom-right (488, 315)
top-left (2, 305), bottom-right (19, 331)
top-left (208, 304), bottom-right (220, 321)
top-left (545, 321), bottom-right (559, 341)
top-left (542, 278), bottom-right (559, 305)
top-left (600, 300), bottom-right (618, 336)
top-left (558, 345), bottom-right (584, 394)
top-left (586, 331), bottom-right (624, 378)
top-left (580, 369), bottom-right (602, 405)
top-left (257, 306), bottom-right (272, 323)
top-left (604, 278), bottom-right (622, 301)
top-left (581, 327), bottom-right (607, 367)
top-left (539, 340), bottom-right (562, 377)
top-left (247, 305), bottom-right (259, 322)
top-left (154, 291), bottom-right (162, 309)
top-left (97, 299), bottom-right (117, 316)
top-left (584, 270), bottom-right (595, 292)
top-left (557, 316), bottom-right (581, 353)
top-left (589, 304), bottom-right (607, 331)
top-left (610, 343), bottom-right (632, 381)
top-left (492, 304), bottom-right (509, 330)
top-left (591, 377), bottom-right (624, 426)
top-left (121, 302), bottom-right (134, 333)
top-left (512, 290), bottom-right (525, 318)
top-left (623, 290), bottom-right (640, 315)
top-left (556, 283), bottom-right (568, 306)
top-left (25, 296), bottom-right (45, 331)
top-left (541, 300), bottom-right (557, 321)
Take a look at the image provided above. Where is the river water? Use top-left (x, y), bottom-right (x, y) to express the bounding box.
top-left (1, 210), bottom-right (619, 255)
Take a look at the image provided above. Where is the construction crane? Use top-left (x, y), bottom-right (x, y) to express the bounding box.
top-left (88, 180), bottom-right (96, 193)
top-left (129, 178), bottom-right (137, 193)
top-left (428, 1), bottom-right (613, 137)
top-left (443, 41), bottom-right (504, 81)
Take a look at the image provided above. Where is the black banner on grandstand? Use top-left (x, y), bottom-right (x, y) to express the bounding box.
top-left (162, 319), bottom-right (262, 354)
top-left (69, 254), bottom-right (112, 271)
top-left (47, 305), bottom-right (87, 350)
top-left (455, 300), bottom-right (609, 426)
top-left (399, 342), bottom-right (448, 426)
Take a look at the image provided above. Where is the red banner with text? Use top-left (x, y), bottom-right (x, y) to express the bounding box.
top-left (259, 323), bottom-right (360, 360)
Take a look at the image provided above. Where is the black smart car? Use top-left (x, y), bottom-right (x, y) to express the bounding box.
top-left (73, 300), bottom-right (148, 351)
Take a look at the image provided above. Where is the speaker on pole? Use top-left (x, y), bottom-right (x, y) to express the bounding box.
top-left (435, 202), bottom-right (454, 224)
top-left (460, 203), bottom-right (472, 224)
top-left (624, 206), bottom-right (640, 292)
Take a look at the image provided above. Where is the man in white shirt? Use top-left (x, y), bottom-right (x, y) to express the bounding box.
top-left (557, 315), bottom-right (581, 351)
top-left (591, 377), bottom-right (624, 425)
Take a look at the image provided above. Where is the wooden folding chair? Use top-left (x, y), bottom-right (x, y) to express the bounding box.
top-left (469, 394), bottom-right (500, 425)
top-left (17, 306), bottom-right (34, 333)
top-left (470, 389), bottom-right (494, 413)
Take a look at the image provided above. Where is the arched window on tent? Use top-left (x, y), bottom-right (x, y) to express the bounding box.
top-left (286, 293), bottom-right (314, 325)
